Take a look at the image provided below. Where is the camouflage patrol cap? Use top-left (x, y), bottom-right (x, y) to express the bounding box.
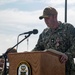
top-left (39, 6), bottom-right (58, 20)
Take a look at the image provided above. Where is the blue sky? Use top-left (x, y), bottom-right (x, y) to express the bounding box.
top-left (0, 0), bottom-right (75, 55)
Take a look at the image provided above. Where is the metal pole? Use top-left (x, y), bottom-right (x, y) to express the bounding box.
top-left (65, 0), bottom-right (67, 23)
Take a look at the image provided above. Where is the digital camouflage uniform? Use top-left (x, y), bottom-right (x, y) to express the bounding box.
top-left (33, 22), bottom-right (75, 75)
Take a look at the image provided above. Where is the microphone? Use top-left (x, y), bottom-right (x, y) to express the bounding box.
top-left (19, 29), bottom-right (38, 36)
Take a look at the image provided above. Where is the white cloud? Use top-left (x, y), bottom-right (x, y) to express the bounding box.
top-left (0, 0), bottom-right (75, 5)
top-left (68, 0), bottom-right (75, 4)
top-left (0, 9), bottom-right (41, 26)
top-left (0, 34), bottom-right (17, 53)
top-left (67, 9), bottom-right (75, 25)
top-left (45, 0), bottom-right (64, 4)
top-left (0, 0), bottom-right (17, 5)
top-left (41, 0), bottom-right (75, 4)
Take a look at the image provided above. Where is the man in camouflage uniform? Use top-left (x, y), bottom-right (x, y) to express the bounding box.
top-left (32, 6), bottom-right (75, 75)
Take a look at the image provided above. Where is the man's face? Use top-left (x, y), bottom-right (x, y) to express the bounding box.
top-left (44, 15), bottom-right (55, 28)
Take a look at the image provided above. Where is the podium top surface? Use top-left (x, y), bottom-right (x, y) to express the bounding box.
top-left (8, 49), bottom-right (63, 58)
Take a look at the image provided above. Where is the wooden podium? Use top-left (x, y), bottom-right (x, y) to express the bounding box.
top-left (8, 50), bottom-right (65, 75)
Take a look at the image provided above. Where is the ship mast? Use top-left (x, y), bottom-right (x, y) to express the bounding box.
top-left (65, 0), bottom-right (67, 23)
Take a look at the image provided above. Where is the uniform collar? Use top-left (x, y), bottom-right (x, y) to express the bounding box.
top-left (50, 21), bottom-right (63, 33)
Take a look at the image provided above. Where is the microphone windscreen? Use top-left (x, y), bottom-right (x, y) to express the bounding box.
top-left (33, 29), bottom-right (38, 34)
